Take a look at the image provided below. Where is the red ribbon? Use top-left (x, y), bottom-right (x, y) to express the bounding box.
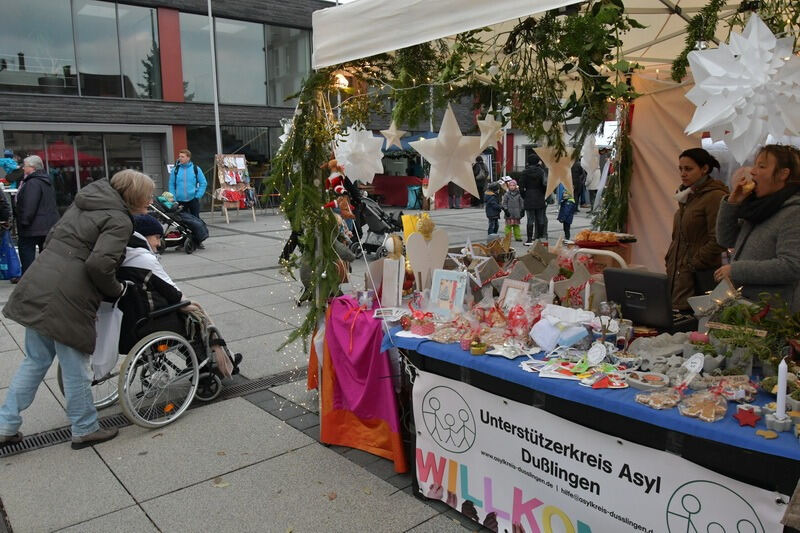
top-left (343, 303), bottom-right (367, 353)
top-left (408, 301), bottom-right (433, 321)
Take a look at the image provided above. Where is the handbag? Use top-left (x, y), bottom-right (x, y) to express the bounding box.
top-left (92, 300), bottom-right (123, 380)
top-left (692, 268), bottom-right (717, 296)
top-left (0, 230), bottom-right (21, 280)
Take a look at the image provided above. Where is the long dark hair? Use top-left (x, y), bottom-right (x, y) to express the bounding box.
top-left (679, 148), bottom-right (720, 175)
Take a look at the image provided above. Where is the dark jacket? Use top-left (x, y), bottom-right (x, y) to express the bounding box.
top-left (484, 190), bottom-right (501, 218)
top-left (558, 197), bottom-right (577, 224)
top-left (717, 193), bottom-right (800, 312)
top-left (571, 162), bottom-right (587, 193)
top-left (3, 179), bottom-right (132, 353)
top-left (0, 190), bottom-right (10, 224)
top-left (517, 164), bottom-right (547, 209)
top-left (117, 233), bottom-right (184, 353)
top-left (15, 170), bottom-right (59, 237)
top-left (665, 176), bottom-right (728, 310)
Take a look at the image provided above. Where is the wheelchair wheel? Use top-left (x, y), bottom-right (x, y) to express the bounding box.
top-left (194, 374), bottom-right (223, 402)
top-left (56, 357), bottom-right (121, 410)
top-left (118, 331), bottom-right (200, 428)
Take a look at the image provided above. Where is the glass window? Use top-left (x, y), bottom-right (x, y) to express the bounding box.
top-left (0, 0), bottom-right (78, 95)
top-left (118, 4), bottom-right (161, 99)
top-left (180, 13), bottom-right (214, 103)
top-left (265, 26), bottom-right (310, 107)
top-left (105, 133), bottom-right (143, 176)
top-left (216, 18), bottom-right (266, 105)
top-left (74, 134), bottom-right (105, 187)
top-left (43, 135), bottom-right (80, 214)
top-left (73, 0), bottom-right (122, 97)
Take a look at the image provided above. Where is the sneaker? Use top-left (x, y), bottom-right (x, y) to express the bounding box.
top-left (515, 238), bottom-right (523, 242)
top-left (0, 432), bottom-right (22, 447)
top-left (232, 353), bottom-right (243, 375)
top-left (523, 240), bottom-right (534, 246)
top-left (197, 242), bottom-right (205, 249)
top-left (71, 427), bottom-right (119, 450)
top-left (9, 277), bottom-right (19, 284)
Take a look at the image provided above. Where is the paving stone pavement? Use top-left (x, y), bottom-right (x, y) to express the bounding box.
top-left (0, 203), bottom-right (593, 532)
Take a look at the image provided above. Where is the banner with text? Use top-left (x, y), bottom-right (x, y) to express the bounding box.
top-left (413, 370), bottom-right (786, 533)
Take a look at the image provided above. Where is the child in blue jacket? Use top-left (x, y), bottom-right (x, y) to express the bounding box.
top-left (557, 192), bottom-right (577, 240)
top-left (484, 181), bottom-right (502, 236)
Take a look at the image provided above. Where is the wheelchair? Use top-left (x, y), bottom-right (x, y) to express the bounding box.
top-left (57, 301), bottom-right (236, 428)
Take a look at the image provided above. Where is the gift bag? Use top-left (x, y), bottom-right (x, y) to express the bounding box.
top-left (0, 231), bottom-right (21, 280)
top-left (92, 301), bottom-right (123, 380)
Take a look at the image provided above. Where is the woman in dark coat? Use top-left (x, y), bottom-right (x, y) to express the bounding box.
top-left (517, 154), bottom-right (547, 244)
top-left (0, 169), bottom-right (154, 449)
top-left (665, 148), bottom-right (728, 310)
top-left (15, 155), bottom-right (59, 276)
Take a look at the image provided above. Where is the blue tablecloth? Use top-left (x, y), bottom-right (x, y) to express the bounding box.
top-left (383, 327), bottom-right (800, 461)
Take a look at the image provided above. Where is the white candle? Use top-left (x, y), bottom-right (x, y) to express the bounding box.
top-left (584, 282), bottom-right (591, 310)
top-left (776, 357), bottom-right (788, 420)
top-left (548, 278), bottom-right (554, 295)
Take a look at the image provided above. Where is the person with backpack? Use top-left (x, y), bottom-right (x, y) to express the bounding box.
top-left (517, 154), bottom-right (548, 245)
top-left (169, 149), bottom-right (207, 219)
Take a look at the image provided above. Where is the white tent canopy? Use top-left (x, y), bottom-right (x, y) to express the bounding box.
top-left (312, 0), bottom-right (742, 70)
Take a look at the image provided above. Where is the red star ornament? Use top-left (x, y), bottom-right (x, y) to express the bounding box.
top-left (733, 408), bottom-right (761, 427)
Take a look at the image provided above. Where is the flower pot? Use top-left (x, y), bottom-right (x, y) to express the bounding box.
top-left (708, 332), bottom-right (729, 354)
top-left (724, 346), bottom-right (753, 376)
top-left (787, 396), bottom-right (800, 413)
top-left (760, 361), bottom-right (778, 378)
top-left (703, 353), bottom-right (725, 374)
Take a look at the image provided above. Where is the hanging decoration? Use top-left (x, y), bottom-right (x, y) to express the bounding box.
top-left (684, 14), bottom-right (800, 164)
top-left (409, 104), bottom-right (482, 198)
top-left (334, 125), bottom-right (385, 184)
top-left (380, 121), bottom-right (408, 150)
top-left (535, 144), bottom-right (576, 198)
top-left (277, 117), bottom-right (293, 153)
top-left (477, 108), bottom-right (503, 151)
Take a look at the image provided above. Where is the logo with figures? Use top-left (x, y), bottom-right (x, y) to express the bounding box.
top-left (666, 480), bottom-right (765, 533)
top-left (421, 386), bottom-right (476, 453)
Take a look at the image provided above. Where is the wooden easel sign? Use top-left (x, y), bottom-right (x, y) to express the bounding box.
top-left (210, 154), bottom-right (256, 223)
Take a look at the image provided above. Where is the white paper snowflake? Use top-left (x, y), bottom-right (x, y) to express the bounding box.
top-left (684, 14), bottom-right (800, 164)
top-left (334, 125), bottom-right (385, 184)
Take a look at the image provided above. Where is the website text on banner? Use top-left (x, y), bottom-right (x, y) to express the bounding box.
top-left (412, 370), bottom-right (786, 533)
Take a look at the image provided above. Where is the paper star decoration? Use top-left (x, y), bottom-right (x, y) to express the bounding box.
top-left (334, 125), bottom-right (385, 184)
top-left (477, 108), bottom-right (503, 150)
top-left (380, 121), bottom-right (407, 150)
top-left (410, 104), bottom-right (482, 198)
top-left (535, 144), bottom-right (575, 198)
top-left (684, 14), bottom-right (800, 164)
top-left (277, 118), bottom-right (293, 153)
top-left (447, 238), bottom-right (491, 286)
top-left (733, 407), bottom-right (761, 427)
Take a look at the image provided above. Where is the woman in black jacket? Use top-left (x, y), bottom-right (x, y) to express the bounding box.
top-left (517, 155), bottom-right (548, 245)
top-left (15, 155), bottom-right (59, 275)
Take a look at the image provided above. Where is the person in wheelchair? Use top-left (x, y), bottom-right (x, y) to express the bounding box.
top-left (117, 215), bottom-right (242, 376)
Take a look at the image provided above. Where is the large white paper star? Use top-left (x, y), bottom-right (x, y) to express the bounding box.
top-left (334, 125), bottom-right (385, 184)
top-left (277, 118), bottom-right (293, 153)
top-left (410, 104), bottom-right (482, 198)
top-left (684, 14), bottom-right (800, 164)
top-left (535, 144), bottom-right (575, 198)
top-left (380, 121), bottom-right (407, 150)
top-left (477, 108), bottom-right (503, 150)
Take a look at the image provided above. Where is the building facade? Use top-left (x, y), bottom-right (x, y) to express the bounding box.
top-left (0, 0), bottom-right (328, 211)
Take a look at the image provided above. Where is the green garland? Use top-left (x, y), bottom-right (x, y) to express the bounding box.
top-left (593, 105), bottom-right (633, 232)
top-left (268, 69), bottom-right (342, 348)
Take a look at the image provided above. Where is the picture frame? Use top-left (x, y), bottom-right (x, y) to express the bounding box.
top-left (428, 269), bottom-right (468, 319)
top-left (499, 279), bottom-right (530, 311)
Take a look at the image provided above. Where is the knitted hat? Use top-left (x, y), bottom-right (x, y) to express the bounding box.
top-left (133, 214), bottom-right (164, 237)
top-left (3, 149), bottom-right (13, 158)
top-left (507, 179), bottom-right (518, 186)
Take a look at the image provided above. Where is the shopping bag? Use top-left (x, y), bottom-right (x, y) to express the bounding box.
top-left (92, 301), bottom-right (123, 380)
top-left (0, 231), bottom-right (21, 280)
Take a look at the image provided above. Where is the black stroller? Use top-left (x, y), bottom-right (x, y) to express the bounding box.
top-left (350, 195), bottom-right (403, 258)
top-left (149, 197), bottom-right (208, 254)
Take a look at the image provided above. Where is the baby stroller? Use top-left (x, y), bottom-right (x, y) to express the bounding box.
top-left (350, 195), bottom-right (403, 258)
top-left (55, 300), bottom-right (241, 428)
top-left (149, 197), bottom-right (207, 254)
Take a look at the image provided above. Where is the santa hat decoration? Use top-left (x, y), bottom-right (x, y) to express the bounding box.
top-left (321, 159), bottom-right (347, 195)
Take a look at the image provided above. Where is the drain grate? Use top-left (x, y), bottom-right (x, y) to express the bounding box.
top-left (0, 369), bottom-right (307, 458)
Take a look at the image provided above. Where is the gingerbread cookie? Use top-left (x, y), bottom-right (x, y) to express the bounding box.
top-left (635, 390), bottom-right (680, 410)
top-left (679, 392), bottom-right (727, 422)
